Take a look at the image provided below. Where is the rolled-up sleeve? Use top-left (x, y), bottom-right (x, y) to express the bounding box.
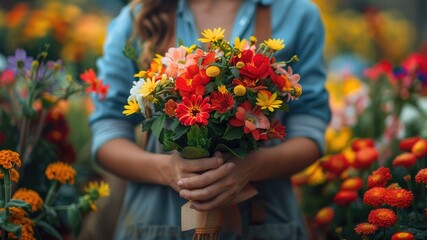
top-left (284, 3), bottom-right (331, 154)
top-left (89, 5), bottom-right (142, 158)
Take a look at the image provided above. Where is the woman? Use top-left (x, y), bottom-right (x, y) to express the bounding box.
top-left (90, 0), bottom-right (330, 239)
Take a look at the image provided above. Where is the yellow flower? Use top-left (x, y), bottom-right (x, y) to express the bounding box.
top-left (218, 85), bottom-right (228, 94)
top-left (12, 188), bottom-right (44, 212)
top-left (122, 97), bottom-right (140, 116)
top-left (256, 91), bottom-right (283, 112)
top-left (264, 38), bottom-right (285, 52)
top-left (250, 36), bottom-right (257, 45)
top-left (198, 28), bottom-right (225, 43)
top-left (0, 150), bottom-right (21, 170)
top-left (206, 65), bottom-right (220, 77)
top-left (233, 37), bottom-right (248, 52)
top-left (84, 181), bottom-right (110, 199)
top-left (186, 44), bottom-right (197, 54)
top-left (45, 162), bottom-right (76, 185)
top-left (139, 76), bottom-right (159, 97)
top-left (233, 85), bottom-right (246, 96)
top-left (134, 70), bottom-right (146, 78)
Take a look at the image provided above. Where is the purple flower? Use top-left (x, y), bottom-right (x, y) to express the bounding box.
top-left (7, 49), bottom-right (33, 73)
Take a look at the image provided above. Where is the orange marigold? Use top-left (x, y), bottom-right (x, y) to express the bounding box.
top-left (367, 167), bottom-right (392, 189)
top-left (415, 168), bottom-right (427, 184)
top-left (7, 207), bottom-right (35, 240)
top-left (399, 136), bottom-right (420, 152)
top-left (0, 168), bottom-right (20, 183)
top-left (353, 147), bottom-right (378, 170)
top-left (391, 231), bottom-right (415, 240)
top-left (333, 190), bottom-right (358, 206)
top-left (368, 208), bottom-right (397, 228)
top-left (45, 162), bottom-right (76, 185)
top-left (341, 177), bottom-right (363, 191)
top-left (351, 138), bottom-right (375, 151)
top-left (0, 150), bottom-right (21, 169)
top-left (363, 187), bottom-right (387, 207)
top-left (412, 139), bottom-right (427, 158)
top-left (12, 188), bottom-right (44, 212)
top-left (392, 153), bottom-right (417, 169)
top-left (354, 222), bottom-right (378, 235)
top-left (384, 188), bottom-right (414, 208)
top-left (315, 207), bottom-right (334, 225)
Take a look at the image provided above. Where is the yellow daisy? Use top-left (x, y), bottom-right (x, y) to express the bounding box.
top-left (134, 70), bottom-right (146, 78)
top-left (122, 97), bottom-right (140, 116)
top-left (84, 181), bottom-right (110, 199)
top-left (139, 76), bottom-right (159, 97)
top-left (256, 91), bottom-right (283, 112)
top-left (233, 37), bottom-right (248, 53)
top-left (218, 85), bottom-right (228, 94)
top-left (198, 28), bottom-right (225, 43)
top-left (264, 38), bottom-right (285, 52)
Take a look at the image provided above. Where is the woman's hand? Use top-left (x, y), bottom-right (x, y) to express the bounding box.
top-left (165, 151), bottom-right (227, 192)
top-left (177, 152), bottom-right (260, 211)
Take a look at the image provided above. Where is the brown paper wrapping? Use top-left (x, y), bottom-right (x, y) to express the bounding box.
top-left (181, 184), bottom-right (258, 233)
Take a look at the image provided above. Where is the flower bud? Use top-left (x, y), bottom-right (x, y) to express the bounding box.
top-left (206, 66), bottom-right (220, 78)
top-left (233, 85), bottom-right (246, 96)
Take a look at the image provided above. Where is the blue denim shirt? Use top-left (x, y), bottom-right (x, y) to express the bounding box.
top-left (90, 0), bottom-right (330, 239)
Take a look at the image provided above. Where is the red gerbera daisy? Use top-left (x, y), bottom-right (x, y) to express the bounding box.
top-left (412, 139), bottom-right (427, 158)
top-left (352, 138), bottom-right (375, 151)
top-left (210, 91), bottom-right (234, 113)
top-left (368, 208), bottom-right (397, 228)
top-left (392, 153), bottom-right (417, 169)
top-left (391, 231), bottom-right (415, 240)
top-left (399, 136), bottom-right (420, 152)
top-left (363, 187), bottom-right (387, 207)
top-left (315, 207), bottom-right (334, 225)
top-left (229, 100), bottom-right (270, 140)
top-left (415, 168), bottom-right (427, 184)
top-left (321, 154), bottom-right (350, 176)
top-left (176, 94), bottom-right (211, 126)
top-left (384, 188), bottom-right (414, 208)
top-left (367, 167), bottom-right (392, 189)
top-left (354, 223), bottom-right (378, 236)
top-left (266, 120), bottom-right (286, 140)
top-left (341, 177), bottom-right (363, 191)
top-left (333, 190), bottom-right (358, 206)
top-left (353, 147), bottom-right (378, 170)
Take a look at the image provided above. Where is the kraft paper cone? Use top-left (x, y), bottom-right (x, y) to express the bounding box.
top-left (181, 184), bottom-right (258, 233)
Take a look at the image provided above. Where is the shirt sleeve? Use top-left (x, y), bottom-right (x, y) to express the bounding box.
top-left (89, 4), bottom-right (142, 158)
top-left (284, 2), bottom-right (331, 154)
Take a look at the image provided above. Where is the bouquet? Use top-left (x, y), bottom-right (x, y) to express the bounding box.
top-left (123, 28), bottom-right (301, 239)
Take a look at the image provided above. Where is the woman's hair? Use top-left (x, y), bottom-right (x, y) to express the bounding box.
top-left (130, 0), bottom-right (178, 68)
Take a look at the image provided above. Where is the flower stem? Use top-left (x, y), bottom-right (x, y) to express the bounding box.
top-left (45, 180), bottom-right (60, 206)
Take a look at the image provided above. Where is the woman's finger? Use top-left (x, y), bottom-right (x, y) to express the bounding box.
top-left (178, 162), bottom-right (235, 189)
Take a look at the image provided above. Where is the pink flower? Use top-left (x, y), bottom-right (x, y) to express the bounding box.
top-left (229, 100), bottom-right (270, 140)
top-left (162, 46), bottom-right (196, 78)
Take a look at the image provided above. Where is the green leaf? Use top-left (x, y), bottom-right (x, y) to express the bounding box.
top-left (222, 124), bottom-right (244, 140)
top-left (181, 147), bottom-right (210, 159)
top-left (5, 199), bottom-right (32, 213)
top-left (2, 222), bottom-right (21, 235)
top-left (36, 220), bottom-right (64, 240)
top-left (162, 130), bottom-right (181, 152)
top-left (205, 82), bottom-right (216, 94)
top-left (230, 68), bottom-right (240, 78)
top-left (67, 204), bottom-right (82, 237)
top-left (187, 125), bottom-right (210, 148)
top-left (215, 144), bottom-right (247, 159)
top-left (173, 124), bottom-right (188, 141)
top-left (151, 114), bottom-right (166, 140)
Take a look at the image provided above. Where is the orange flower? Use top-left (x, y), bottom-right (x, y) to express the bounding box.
top-left (354, 222), bottom-right (378, 236)
top-left (412, 139), bottom-right (427, 158)
top-left (351, 138), bottom-right (375, 151)
top-left (391, 232), bottom-right (414, 240)
top-left (12, 188), bottom-right (44, 212)
top-left (164, 99), bottom-right (178, 117)
top-left (368, 208), bottom-right (397, 228)
top-left (315, 207), bottom-right (334, 225)
top-left (384, 188), bottom-right (414, 208)
top-left (341, 177), bottom-right (363, 191)
top-left (0, 150), bottom-right (21, 170)
top-left (367, 167), bottom-right (392, 189)
top-left (321, 153), bottom-right (350, 176)
top-left (45, 162), bottom-right (76, 185)
top-left (399, 136), bottom-right (420, 152)
top-left (353, 147), bottom-right (378, 170)
top-left (0, 168), bottom-right (20, 183)
top-left (415, 168), bottom-right (427, 184)
top-left (333, 190), bottom-right (358, 206)
top-left (7, 207), bottom-right (35, 240)
top-left (392, 153), bottom-right (417, 169)
top-left (363, 187), bottom-right (387, 207)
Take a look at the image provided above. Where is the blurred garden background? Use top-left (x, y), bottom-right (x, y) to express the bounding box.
top-left (0, 0), bottom-right (426, 239)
